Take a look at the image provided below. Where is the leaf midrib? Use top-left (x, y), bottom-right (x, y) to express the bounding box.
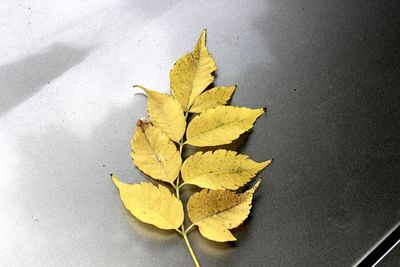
top-left (187, 112), bottom-right (256, 143)
top-left (187, 42), bottom-right (210, 109)
top-left (141, 127), bottom-right (171, 182)
top-left (187, 168), bottom-right (258, 182)
top-left (155, 98), bottom-right (179, 142)
top-left (193, 195), bottom-right (247, 226)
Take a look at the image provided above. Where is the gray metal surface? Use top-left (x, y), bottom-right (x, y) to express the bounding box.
top-left (1, 0), bottom-right (399, 266)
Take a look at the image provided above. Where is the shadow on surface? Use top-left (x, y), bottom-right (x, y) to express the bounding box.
top-left (0, 43), bottom-right (92, 115)
top-left (11, 96), bottom-right (191, 266)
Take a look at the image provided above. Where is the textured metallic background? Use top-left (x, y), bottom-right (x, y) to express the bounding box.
top-left (0, 0), bottom-right (399, 266)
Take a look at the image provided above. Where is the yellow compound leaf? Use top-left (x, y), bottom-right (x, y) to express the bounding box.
top-left (170, 30), bottom-right (217, 111)
top-left (112, 30), bottom-right (272, 266)
top-left (134, 85), bottom-right (186, 143)
top-left (112, 175), bottom-right (184, 230)
top-left (185, 106), bottom-right (265, 147)
top-left (188, 181), bottom-right (260, 242)
top-left (190, 86), bottom-right (236, 113)
top-left (130, 120), bottom-right (181, 185)
top-left (181, 149), bottom-right (271, 190)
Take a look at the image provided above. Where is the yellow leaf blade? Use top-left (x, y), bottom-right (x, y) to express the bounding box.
top-left (187, 181), bottom-right (260, 242)
top-left (112, 175), bottom-right (184, 230)
top-left (130, 120), bottom-right (181, 184)
top-left (170, 30), bottom-right (217, 111)
top-left (135, 86), bottom-right (186, 142)
top-left (182, 150), bottom-right (271, 190)
top-left (186, 106), bottom-right (265, 147)
top-left (190, 86), bottom-right (236, 113)
top-left (197, 221), bottom-right (237, 242)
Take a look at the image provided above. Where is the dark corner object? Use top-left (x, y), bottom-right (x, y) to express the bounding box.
top-left (356, 224), bottom-right (400, 266)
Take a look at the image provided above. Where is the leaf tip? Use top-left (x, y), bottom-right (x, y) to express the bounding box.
top-left (197, 29), bottom-right (207, 46)
top-left (250, 180), bottom-right (261, 193)
top-left (111, 174), bottom-right (121, 188)
top-left (264, 158), bottom-right (273, 166)
top-left (132, 84), bottom-right (143, 90)
top-left (133, 84), bottom-right (152, 95)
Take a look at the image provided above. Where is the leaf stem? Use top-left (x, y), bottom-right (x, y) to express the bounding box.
top-left (175, 141), bottom-right (184, 198)
top-left (175, 184), bottom-right (180, 199)
top-left (185, 224), bottom-right (195, 234)
top-left (182, 226), bottom-right (200, 267)
top-left (175, 110), bottom-right (201, 266)
top-left (179, 142), bottom-right (184, 155)
top-left (175, 228), bottom-right (183, 236)
top-left (184, 111), bottom-right (190, 120)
